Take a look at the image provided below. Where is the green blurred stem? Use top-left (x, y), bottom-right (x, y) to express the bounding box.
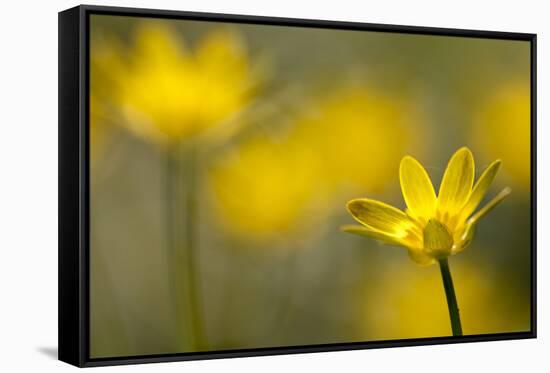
top-left (438, 258), bottom-right (463, 337)
top-left (165, 142), bottom-right (206, 351)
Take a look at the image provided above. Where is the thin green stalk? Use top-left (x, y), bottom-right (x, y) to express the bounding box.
top-left (438, 258), bottom-right (463, 337)
top-left (164, 142), bottom-right (206, 352)
top-left (164, 145), bottom-right (186, 350)
top-left (181, 143), bottom-right (207, 351)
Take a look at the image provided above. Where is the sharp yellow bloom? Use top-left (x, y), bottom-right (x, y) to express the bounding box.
top-left (343, 147), bottom-right (511, 266)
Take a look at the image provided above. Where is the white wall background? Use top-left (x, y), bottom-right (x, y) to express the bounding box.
top-left (0, 0), bottom-right (547, 371)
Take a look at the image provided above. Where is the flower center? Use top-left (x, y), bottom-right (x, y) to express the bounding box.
top-left (423, 219), bottom-right (453, 259)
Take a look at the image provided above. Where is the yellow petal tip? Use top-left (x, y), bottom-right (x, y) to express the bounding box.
top-left (346, 199), bottom-right (368, 221)
top-left (346, 198), bottom-right (374, 214)
top-left (491, 158), bottom-right (503, 170)
top-left (345, 199), bottom-right (360, 214)
top-left (468, 186), bottom-right (512, 224)
top-left (399, 155), bottom-right (421, 171)
top-left (452, 146), bottom-right (474, 162)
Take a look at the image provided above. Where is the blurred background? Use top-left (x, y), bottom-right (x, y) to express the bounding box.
top-left (89, 14), bottom-right (531, 358)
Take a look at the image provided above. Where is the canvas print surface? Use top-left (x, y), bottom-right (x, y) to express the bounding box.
top-left (89, 14), bottom-right (532, 358)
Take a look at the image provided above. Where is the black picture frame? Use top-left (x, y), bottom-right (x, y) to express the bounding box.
top-left (58, 4), bottom-right (537, 367)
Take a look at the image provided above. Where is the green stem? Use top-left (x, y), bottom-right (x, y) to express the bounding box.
top-left (164, 142), bottom-right (206, 352)
top-left (165, 146), bottom-right (185, 350)
top-left (181, 144), bottom-right (206, 351)
top-left (438, 258), bottom-right (463, 337)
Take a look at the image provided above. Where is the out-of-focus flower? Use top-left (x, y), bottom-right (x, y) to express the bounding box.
top-left (360, 260), bottom-right (529, 339)
top-left (344, 147), bottom-right (510, 265)
top-left (291, 88), bottom-right (416, 193)
top-left (209, 135), bottom-right (325, 241)
top-left (93, 23), bottom-right (258, 145)
top-left (90, 23), bottom-right (259, 351)
top-left (471, 81), bottom-right (530, 189)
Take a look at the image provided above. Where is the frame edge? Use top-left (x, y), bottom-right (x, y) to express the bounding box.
top-left (79, 3), bottom-right (536, 40)
top-left (58, 5), bottom-right (85, 368)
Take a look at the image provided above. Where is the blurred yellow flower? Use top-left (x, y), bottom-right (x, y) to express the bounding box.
top-left (344, 147), bottom-right (510, 265)
top-left (209, 136), bottom-right (324, 241)
top-left (94, 22), bottom-right (257, 145)
top-left (89, 24), bottom-right (262, 350)
top-left (471, 81), bottom-right (530, 189)
top-left (291, 88), bottom-right (417, 193)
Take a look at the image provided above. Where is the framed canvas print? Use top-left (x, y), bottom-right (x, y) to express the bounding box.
top-left (58, 4), bottom-right (537, 367)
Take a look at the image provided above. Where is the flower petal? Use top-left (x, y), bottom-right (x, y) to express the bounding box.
top-left (400, 155), bottom-right (437, 222)
top-left (347, 198), bottom-right (416, 239)
top-left (460, 159), bottom-right (501, 221)
top-left (437, 147), bottom-right (475, 219)
top-left (341, 225), bottom-right (406, 247)
top-left (452, 222), bottom-right (476, 254)
top-left (468, 187), bottom-right (511, 225)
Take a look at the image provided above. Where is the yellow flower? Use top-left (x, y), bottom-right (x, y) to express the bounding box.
top-left (93, 22), bottom-right (257, 145)
top-left (343, 147), bottom-right (511, 265)
top-left (290, 87), bottom-right (422, 193)
top-left (471, 81), bottom-right (530, 190)
top-left (209, 135), bottom-right (324, 241)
